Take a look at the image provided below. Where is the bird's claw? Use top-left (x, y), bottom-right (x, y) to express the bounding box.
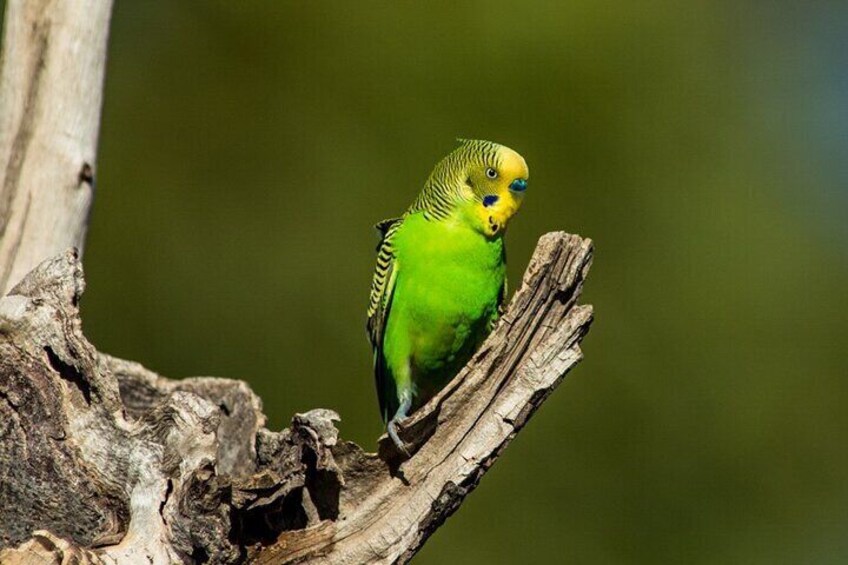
top-left (387, 419), bottom-right (410, 458)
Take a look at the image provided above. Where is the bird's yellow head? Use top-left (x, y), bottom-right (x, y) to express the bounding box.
top-left (452, 139), bottom-right (529, 237)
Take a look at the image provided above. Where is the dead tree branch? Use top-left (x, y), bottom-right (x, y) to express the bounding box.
top-left (0, 2), bottom-right (594, 562)
top-left (0, 232), bottom-right (593, 564)
top-left (0, 0), bottom-right (113, 294)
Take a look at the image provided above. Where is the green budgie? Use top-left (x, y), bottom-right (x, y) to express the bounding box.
top-left (367, 139), bottom-right (529, 454)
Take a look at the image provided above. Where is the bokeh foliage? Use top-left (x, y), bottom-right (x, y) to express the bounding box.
top-left (7, 1), bottom-right (847, 562)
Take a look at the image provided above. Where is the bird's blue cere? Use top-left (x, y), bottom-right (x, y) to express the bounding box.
top-left (509, 178), bottom-right (527, 192)
top-left (482, 195), bottom-right (499, 207)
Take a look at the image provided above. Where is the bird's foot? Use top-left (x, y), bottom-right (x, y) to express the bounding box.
top-left (387, 417), bottom-right (410, 458)
top-left (387, 393), bottom-right (412, 458)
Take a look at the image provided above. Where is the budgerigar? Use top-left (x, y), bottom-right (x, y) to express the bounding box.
top-left (366, 139), bottom-right (529, 455)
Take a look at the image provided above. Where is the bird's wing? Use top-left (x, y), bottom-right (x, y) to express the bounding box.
top-left (367, 217), bottom-right (403, 422)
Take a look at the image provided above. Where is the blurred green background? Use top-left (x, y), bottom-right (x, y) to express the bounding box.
top-left (19, 0), bottom-right (848, 562)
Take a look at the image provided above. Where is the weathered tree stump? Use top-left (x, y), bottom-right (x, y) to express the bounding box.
top-left (0, 232), bottom-right (593, 564)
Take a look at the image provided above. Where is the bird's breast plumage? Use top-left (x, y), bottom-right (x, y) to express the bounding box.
top-left (385, 212), bottom-right (505, 388)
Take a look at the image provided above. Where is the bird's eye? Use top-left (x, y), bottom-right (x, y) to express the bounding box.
top-left (485, 168), bottom-right (498, 179)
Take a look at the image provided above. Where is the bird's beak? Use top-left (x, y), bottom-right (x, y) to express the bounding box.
top-left (509, 178), bottom-right (527, 193)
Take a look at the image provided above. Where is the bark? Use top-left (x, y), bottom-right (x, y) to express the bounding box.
top-left (0, 0), bottom-right (113, 295)
top-left (0, 232), bottom-right (593, 564)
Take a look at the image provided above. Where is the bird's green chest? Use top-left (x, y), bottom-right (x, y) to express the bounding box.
top-left (390, 213), bottom-right (505, 380)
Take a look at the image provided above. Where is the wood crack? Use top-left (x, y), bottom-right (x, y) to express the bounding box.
top-left (0, 20), bottom-right (48, 243)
